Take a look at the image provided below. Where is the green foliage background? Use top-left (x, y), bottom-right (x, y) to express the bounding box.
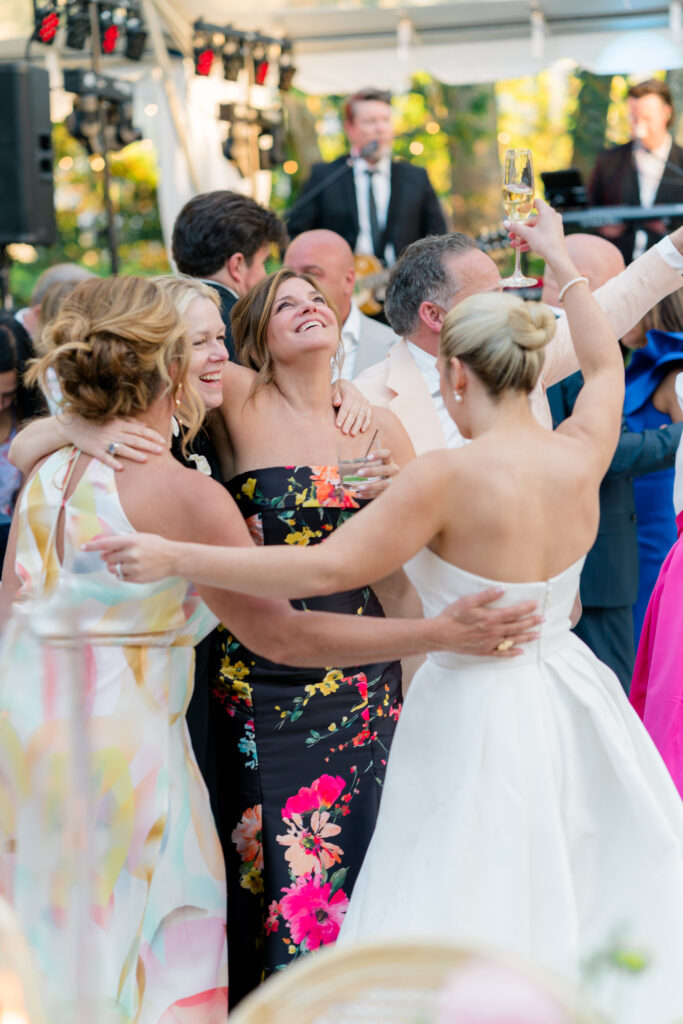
top-left (9, 66), bottom-right (681, 302)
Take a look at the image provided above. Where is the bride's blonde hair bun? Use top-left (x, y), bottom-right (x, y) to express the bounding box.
top-left (440, 291), bottom-right (556, 398)
top-left (507, 301), bottom-right (556, 351)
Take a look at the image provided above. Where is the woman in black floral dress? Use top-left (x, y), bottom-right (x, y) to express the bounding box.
top-left (208, 270), bottom-right (414, 1004)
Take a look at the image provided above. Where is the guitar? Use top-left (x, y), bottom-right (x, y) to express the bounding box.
top-left (354, 253), bottom-right (391, 316)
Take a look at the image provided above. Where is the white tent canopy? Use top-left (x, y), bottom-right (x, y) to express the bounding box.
top-left (3, 0), bottom-right (682, 90)
top-left (149, 0), bottom-right (683, 91)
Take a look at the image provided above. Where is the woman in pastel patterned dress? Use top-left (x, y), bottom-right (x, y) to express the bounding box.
top-left (0, 277), bottom-right (230, 1022)
top-left (90, 204), bottom-right (683, 1023)
top-left (3, 277), bottom-right (516, 1018)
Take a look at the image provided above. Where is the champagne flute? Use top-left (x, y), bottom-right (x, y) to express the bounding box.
top-left (500, 149), bottom-right (536, 288)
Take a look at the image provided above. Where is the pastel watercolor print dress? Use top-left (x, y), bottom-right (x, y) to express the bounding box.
top-left (0, 449), bottom-right (228, 1023)
top-left (210, 465), bottom-right (402, 1007)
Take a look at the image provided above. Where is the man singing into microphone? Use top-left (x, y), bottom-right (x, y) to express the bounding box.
top-left (287, 87), bottom-right (447, 267)
top-left (588, 79), bottom-right (683, 264)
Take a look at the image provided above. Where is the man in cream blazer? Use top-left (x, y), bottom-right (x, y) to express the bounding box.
top-left (355, 225), bottom-right (683, 453)
top-left (285, 229), bottom-right (399, 379)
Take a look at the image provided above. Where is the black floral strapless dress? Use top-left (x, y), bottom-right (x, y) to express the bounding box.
top-left (210, 465), bottom-right (402, 1006)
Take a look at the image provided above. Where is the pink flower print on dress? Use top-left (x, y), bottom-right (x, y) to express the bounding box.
top-left (279, 873), bottom-right (349, 950)
top-left (231, 805), bottom-right (264, 870)
top-left (281, 774), bottom-right (346, 819)
top-left (277, 810), bottom-right (343, 877)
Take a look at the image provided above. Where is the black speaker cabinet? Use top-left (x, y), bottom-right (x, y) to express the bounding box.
top-left (0, 62), bottom-right (57, 246)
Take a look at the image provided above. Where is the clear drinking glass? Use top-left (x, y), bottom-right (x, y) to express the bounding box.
top-left (500, 149), bottom-right (536, 288)
top-left (337, 432), bottom-right (380, 488)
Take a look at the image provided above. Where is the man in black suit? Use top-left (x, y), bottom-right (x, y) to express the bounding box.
top-left (287, 88), bottom-right (447, 266)
top-left (588, 79), bottom-right (683, 264)
top-left (171, 191), bottom-right (287, 359)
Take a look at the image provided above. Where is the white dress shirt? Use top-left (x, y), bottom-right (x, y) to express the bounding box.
top-left (353, 154), bottom-right (396, 266)
top-left (405, 341), bottom-right (469, 449)
top-left (632, 134), bottom-right (672, 260)
top-left (340, 301), bottom-right (362, 379)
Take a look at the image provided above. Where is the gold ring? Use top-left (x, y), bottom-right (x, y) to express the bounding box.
top-left (496, 638), bottom-right (514, 652)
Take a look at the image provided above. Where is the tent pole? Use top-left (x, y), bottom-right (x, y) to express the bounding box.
top-left (139, 0), bottom-right (201, 194)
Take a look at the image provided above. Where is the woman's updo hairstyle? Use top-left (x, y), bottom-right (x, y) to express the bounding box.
top-left (231, 268), bottom-right (343, 398)
top-left (440, 291), bottom-right (556, 398)
top-left (27, 276), bottom-right (203, 444)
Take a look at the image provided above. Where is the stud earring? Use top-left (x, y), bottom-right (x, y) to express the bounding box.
top-left (454, 391), bottom-right (463, 403)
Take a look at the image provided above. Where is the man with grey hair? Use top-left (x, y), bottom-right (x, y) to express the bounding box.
top-left (14, 262), bottom-right (96, 340)
top-left (355, 221), bottom-right (683, 454)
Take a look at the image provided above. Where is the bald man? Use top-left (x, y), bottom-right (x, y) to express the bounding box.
top-left (545, 234), bottom-right (683, 692)
top-left (541, 233), bottom-right (626, 305)
top-left (284, 229), bottom-right (399, 378)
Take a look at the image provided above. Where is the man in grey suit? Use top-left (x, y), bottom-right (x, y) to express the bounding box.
top-left (284, 229), bottom-right (399, 378)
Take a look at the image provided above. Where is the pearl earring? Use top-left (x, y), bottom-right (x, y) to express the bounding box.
top-left (175, 385), bottom-right (183, 408)
top-left (454, 391), bottom-right (463, 403)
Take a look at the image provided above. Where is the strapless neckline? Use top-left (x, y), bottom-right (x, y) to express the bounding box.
top-left (414, 545), bottom-right (587, 589)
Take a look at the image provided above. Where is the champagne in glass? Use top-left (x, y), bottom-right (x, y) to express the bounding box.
top-left (502, 183), bottom-right (534, 222)
top-left (500, 150), bottom-right (536, 288)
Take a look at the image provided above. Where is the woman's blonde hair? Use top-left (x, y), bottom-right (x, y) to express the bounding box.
top-left (27, 276), bottom-right (204, 448)
top-left (153, 274), bottom-right (221, 320)
top-left (231, 268), bottom-right (343, 397)
top-left (440, 291), bottom-right (556, 398)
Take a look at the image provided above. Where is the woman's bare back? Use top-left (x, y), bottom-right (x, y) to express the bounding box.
top-left (430, 422), bottom-right (601, 584)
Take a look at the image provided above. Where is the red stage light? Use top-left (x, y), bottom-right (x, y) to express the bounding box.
top-left (195, 47), bottom-right (214, 76)
top-left (102, 24), bottom-right (119, 53)
top-left (38, 11), bottom-right (60, 43)
top-left (254, 59), bottom-right (269, 86)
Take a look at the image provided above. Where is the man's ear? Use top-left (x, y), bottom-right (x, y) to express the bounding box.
top-left (226, 252), bottom-right (246, 287)
top-left (343, 266), bottom-right (356, 299)
top-left (417, 299), bottom-right (445, 334)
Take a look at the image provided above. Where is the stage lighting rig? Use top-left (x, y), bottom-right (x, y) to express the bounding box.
top-left (252, 43), bottom-right (269, 86)
top-left (124, 9), bottom-right (147, 60)
top-left (98, 5), bottom-right (119, 54)
top-left (64, 0), bottom-right (90, 49)
top-left (278, 45), bottom-right (296, 92)
top-left (222, 39), bottom-right (243, 82)
top-left (32, 2), bottom-right (60, 44)
top-left (193, 30), bottom-right (216, 76)
top-left (64, 68), bottom-right (142, 154)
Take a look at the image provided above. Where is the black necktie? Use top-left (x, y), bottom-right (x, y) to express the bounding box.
top-left (365, 169), bottom-right (384, 260)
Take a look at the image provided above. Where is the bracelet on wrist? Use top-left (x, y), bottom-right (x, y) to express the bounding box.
top-left (557, 276), bottom-right (589, 303)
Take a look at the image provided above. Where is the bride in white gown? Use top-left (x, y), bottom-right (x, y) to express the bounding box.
top-left (87, 201), bottom-right (683, 1022)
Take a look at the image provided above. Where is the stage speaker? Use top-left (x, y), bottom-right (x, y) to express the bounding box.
top-left (0, 62), bottom-right (57, 246)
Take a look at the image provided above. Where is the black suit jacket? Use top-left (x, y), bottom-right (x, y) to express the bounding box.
top-left (587, 140), bottom-right (683, 263)
top-left (547, 371), bottom-right (683, 608)
top-left (287, 157), bottom-right (447, 257)
top-left (203, 280), bottom-right (237, 361)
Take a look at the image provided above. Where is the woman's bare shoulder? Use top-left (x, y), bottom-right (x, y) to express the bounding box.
top-left (115, 456), bottom-right (239, 540)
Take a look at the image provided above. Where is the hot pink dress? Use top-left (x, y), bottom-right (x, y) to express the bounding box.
top-left (630, 509), bottom-right (683, 797)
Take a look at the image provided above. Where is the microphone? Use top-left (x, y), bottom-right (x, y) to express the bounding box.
top-left (357, 140), bottom-right (380, 161)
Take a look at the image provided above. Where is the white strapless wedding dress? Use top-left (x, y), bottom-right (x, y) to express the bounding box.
top-left (339, 549), bottom-right (683, 1023)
